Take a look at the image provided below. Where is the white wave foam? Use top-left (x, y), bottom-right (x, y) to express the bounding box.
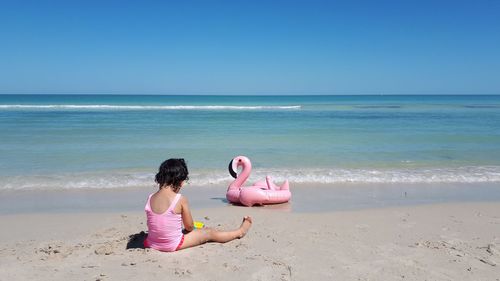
top-left (1, 166), bottom-right (500, 190)
top-left (0, 104), bottom-right (301, 110)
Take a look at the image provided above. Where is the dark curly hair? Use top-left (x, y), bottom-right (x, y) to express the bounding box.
top-left (155, 158), bottom-right (189, 192)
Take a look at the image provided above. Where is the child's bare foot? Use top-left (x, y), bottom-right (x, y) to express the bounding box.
top-left (238, 216), bottom-right (252, 238)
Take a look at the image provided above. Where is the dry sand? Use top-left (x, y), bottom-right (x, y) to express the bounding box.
top-left (1, 202), bottom-right (499, 280)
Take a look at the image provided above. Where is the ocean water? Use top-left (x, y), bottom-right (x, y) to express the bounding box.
top-left (1, 94), bottom-right (500, 190)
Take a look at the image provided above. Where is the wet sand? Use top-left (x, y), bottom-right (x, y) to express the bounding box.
top-left (0, 183), bottom-right (500, 214)
top-left (2, 182), bottom-right (500, 214)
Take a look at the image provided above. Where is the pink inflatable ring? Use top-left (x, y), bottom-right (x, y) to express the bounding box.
top-left (226, 155), bottom-right (291, 207)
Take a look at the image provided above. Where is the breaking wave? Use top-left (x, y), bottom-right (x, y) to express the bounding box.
top-left (1, 166), bottom-right (500, 190)
top-left (0, 104), bottom-right (301, 111)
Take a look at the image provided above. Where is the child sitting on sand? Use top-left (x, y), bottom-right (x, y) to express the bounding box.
top-left (144, 158), bottom-right (252, 252)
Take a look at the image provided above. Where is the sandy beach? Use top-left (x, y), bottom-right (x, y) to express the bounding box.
top-left (2, 0), bottom-right (500, 279)
top-left (1, 198), bottom-right (499, 281)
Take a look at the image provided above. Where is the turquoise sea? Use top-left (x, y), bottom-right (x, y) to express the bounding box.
top-left (1, 94), bottom-right (500, 190)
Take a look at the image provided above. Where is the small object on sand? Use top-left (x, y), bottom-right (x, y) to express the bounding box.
top-left (194, 221), bottom-right (205, 229)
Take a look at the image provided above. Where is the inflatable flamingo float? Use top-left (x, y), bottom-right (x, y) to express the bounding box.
top-left (227, 156), bottom-right (291, 207)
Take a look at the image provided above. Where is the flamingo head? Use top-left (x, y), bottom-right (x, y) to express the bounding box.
top-left (228, 155), bottom-right (251, 178)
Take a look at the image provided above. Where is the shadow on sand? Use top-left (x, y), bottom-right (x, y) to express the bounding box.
top-left (210, 197), bottom-right (229, 204)
top-left (126, 231), bottom-right (147, 249)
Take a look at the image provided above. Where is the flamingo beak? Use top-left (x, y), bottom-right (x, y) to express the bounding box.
top-left (228, 159), bottom-right (237, 178)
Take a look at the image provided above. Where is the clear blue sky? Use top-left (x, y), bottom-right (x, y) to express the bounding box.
top-left (1, 0), bottom-right (499, 95)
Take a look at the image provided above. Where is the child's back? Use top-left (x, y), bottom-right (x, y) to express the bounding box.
top-left (144, 192), bottom-right (184, 252)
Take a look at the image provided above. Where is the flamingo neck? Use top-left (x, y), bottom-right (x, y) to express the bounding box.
top-left (229, 164), bottom-right (251, 190)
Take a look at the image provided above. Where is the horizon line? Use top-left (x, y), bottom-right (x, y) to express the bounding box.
top-left (1, 92), bottom-right (499, 96)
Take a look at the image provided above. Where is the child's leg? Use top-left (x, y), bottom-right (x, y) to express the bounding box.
top-left (179, 216), bottom-right (252, 250)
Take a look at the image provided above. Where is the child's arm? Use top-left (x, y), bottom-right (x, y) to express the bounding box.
top-left (180, 196), bottom-right (194, 232)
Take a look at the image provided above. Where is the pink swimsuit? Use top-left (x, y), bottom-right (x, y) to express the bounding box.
top-left (144, 193), bottom-right (184, 252)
